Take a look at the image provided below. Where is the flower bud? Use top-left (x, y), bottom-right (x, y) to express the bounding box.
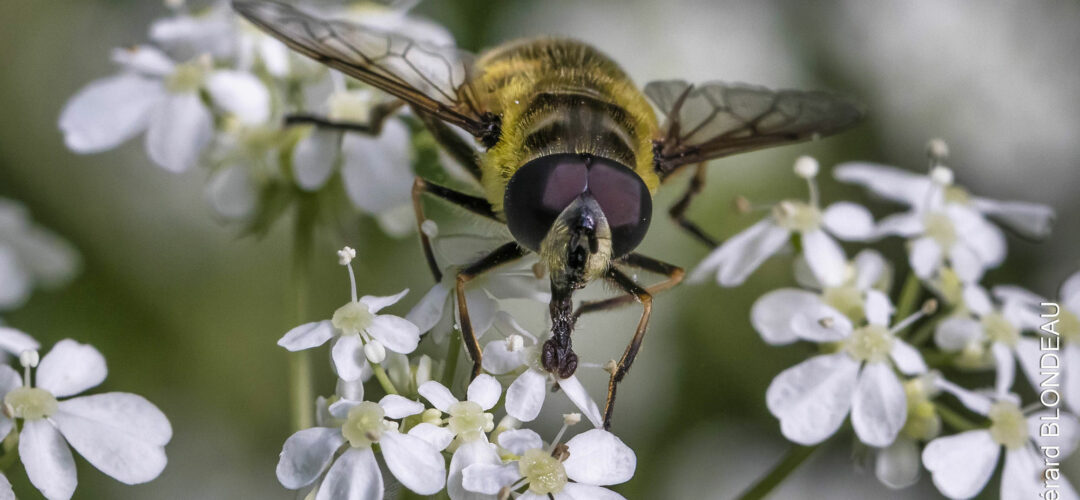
top-left (363, 340), bottom-right (386, 364)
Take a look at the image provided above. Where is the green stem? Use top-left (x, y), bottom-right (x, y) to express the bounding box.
top-left (909, 313), bottom-right (946, 347)
top-left (0, 426), bottom-right (20, 472)
top-left (288, 199), bottom-right (316, 431)
top-left (441, 327), bottom-right (462, 387)
top-left (895, 272), bottom-right (923, 324)
top-left (372, 363), bottom-right (399, 395)
top-left (734, 444), bottom-right (821, 500)
top-left (935, 402), bottom-right (984, 432)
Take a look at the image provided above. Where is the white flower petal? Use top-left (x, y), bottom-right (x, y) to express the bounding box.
top-left (972, 197), bottom-right (1055, 240)
top-left (750, 289), bottom-right (822, 345)
top-left (687, 219), bottom-right (790, 287)
top-left (801, 230), bottom-right (847, 288)
top-left (36, 339), bottom-right (107, 398)
top-left (20, 420), bottom-right (77, 500)
top-left (341, 120), bottom-right (413, 214)
top-left (315, 447), bottom-right (382, 500)
top-left (51, 399), bottom-right (170, 484)
top-left (949, 204), bottom-right (1007, 269)
top-left (909, 237), bottom-right (941, 280)
top-left (789, 304), bottom-right (853, 343)
top-left (59, 74), bottom-right (162, 153)
top-left (0, 365), bottom-right (20, 397)
top-left (467, 374), bottom-right (502, 410)
top-left (360, 289), bottom-right (410, 314)
top-left (923, 430), bottom-right (999, 499)
top-left (1014, 337), bottom-right (1043, 394)
top-left (851, 362), bottom-right (907, 447)
top-left (0, 473), bottom-right (12, 500)
top-left (367, 315), bottom-right (420, 354)
top-left (293, 129), bottom-right (342, 191)
top-left (406, 284), bottom-right (450, 334)
top-left (205, 70), bottom-right (270, 124)
top-left (557, 375), bottom-right (603, 429)
top-left (462, 463), bottom-right (520, 495)
top-left (463, 289), bottom-right (498, 338)
top-left (205, 165), bottom-right (257, 220)
top-left (110, 46), bottom-right (175, 76)
top-left (935, 378), bottom-right (993, 416)
top-left (791, 254), bottom-right (822, 290)
top-left (275, 427), bottom-right (345, 490)
top-left (874, 212), bottom-right (925, 238)
top-left (1066, 344), bottom-right (1080, 415)
top-left (1061, 271), bottom-right (1080, 309)
top-left (418, 380), bottom-right (458, 413)
top-left (55, 393), bottom-right (171, 446)
top-left (833, 162), bottom-right (931, 206)
top-left (890, 340), bottom-right (927, 375)
top-left (381, 431), bottom-right (447, 495)
top-left (864, 289), bottom-right (893, 326)
top-left (448, 440), bottom-right (500, 500)
top-left (482, 271), bottom-right (550, 302)
top-left (0, 246), bottom-right (30, 308)
top-left (0, 327), bottom-right (39, 356)
top-left (559, 483), bottom-right (625, 500)
top-left (1000, 445), bottom-right (1042, 500)
top-left (278, 320), bottom-right (335, 351)
top-left (327, 399), bottom-right (361, 420)
top-left (331, 335), bottom-right (367, 382)
top-left (564, 429), bottom-right (636, 486)
top-left (408, 423), bottom-right (454, 451)
top-left (1027, 410), bottom-right (1080, 458)
top-left (992, 285), bottom-right (1046, 309)
top-left (875, 437), bottom-right (921, 490)
top-left (378, 395), bottom-right (425, 419)
top-left (481, 339), bottom-right (526, 375)
top-left (992, 342), bottom-right (1015, 397)
top-left (765, 352), bottom-right (860, 445)
top-left (853, 249), bottom-right (888, 291)
top-left (822, 202), bottom-right (876, 241)
top-left (962, 285), bottom-right (994, 316)
top-left (145, 92), bottom-right (212, 173)
top-left (934, 317), bottom-right (984, 351)
top-left (497, 429), bottom-right (544, 456)
top-left (948, 244), bottom-right (985, 284)
top-left (506, 369), bottom-right (547, 422)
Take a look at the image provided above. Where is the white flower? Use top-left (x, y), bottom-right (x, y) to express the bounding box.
top-left (481, 312), bottom-right (604, 428)
top-left (417, 374), bottom-right (504, 500)
top-left (59, 45), bottom-right (269, 173)
top-left (753, 249), bottom-right (889, 345)
top-left (0, 198), bottom-right (80, 310)
top-left (689, 156), bottom-right (877, 287)
top-left (922, 385), bottom-right (1080, 499)
top-left (0, 340), bottom-right (172, 500)
top-left (278, 249), bottom-right (419, 381)
top-left (406, 228), bottom-right (549, 342)
top-left (276, 396), bottom-right (447, 498)
top-left (462, 424), bottom-right (635, 499)
top-left (765, 294), bottom-right (927, 446)
top-left (149, 1), bottom-right (238, 62)
top-left (835, 160), bottom-right (1054, 283)
top-left (874, 372), bottom-right (944, 490)
top-left (934, 285), bottom-right (1043, 394)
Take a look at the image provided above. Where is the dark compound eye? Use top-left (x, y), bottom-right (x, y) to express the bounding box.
top-left (503, 154), bottom-right (588, 252)
top-left (503, 154), bottom-right (652, 258)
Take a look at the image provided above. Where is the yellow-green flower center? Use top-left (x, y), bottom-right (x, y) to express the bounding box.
top-left (341, 401), bottom-right (385, 448)
top-left (845, 324), bottom-right (894, 363)
top-left (823, 286), bottom-right (866, 323)
top-left (773, 201), bottom-right (822, 232)
top-left (982, 312), bottom-right (1019, 347)
top-left (954, 340), bottom-right (992, 369)
top-left (519, 448), bottom-right (568, 495)
top-left (944, 186), bottom-right (971, 205)
top-left (900, 378), bottom-right (941, 440)
top-left (4, 387), bottom-right (57, 420)
top-left (165, 61), bottom-right (207, 93)
top-left (924, 212), bottom-right (957, 248)
top-left (332, 301), bottom-right (374, 336)
top-left (1059, 310), bottom-right (1080, 343)
top-left (988, 401), bottom-right (1028, 450)
top-left (447, 401), bottom-right (494, 442)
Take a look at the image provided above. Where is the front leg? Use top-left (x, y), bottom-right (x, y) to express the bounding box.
top-left (573, 253), bottom-right (683, 320)
top-left (602, 267), bottom-right (653, 430)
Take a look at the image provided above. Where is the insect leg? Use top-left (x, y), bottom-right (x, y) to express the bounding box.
top-left (573, 254), bottom-right (683, 320)
top-left (411, 178), bottom-right (499, 282)
top-left (668, 162), bottom-right (720, 247)
top-left (414, 109), bottom-right (484, 182)
top-left (284, 99), bottom-right (405, 135)
top-left (601, 267), bottom-right (653, 430)
top-left (456, 242), bottom-right (529, 379)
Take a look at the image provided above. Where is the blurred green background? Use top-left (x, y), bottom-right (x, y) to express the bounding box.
top-left (1, 0), bottom-right (1079, 498)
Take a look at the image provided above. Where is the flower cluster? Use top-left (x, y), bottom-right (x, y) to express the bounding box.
top-left (275, 247), bottom-right (634, 499)
top-left (59, 0), bottom-right (454, 233)
top-left (701, 142), bottom-right (1073, 498)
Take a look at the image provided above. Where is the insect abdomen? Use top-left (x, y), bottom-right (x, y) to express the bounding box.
top-left (475, 39), bottom-right (660, 213)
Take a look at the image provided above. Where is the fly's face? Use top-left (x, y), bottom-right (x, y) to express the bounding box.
top-left (503, 153), bottom-right (652, 289)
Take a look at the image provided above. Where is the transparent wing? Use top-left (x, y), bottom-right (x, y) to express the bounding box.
top-left (646, 80), bottom-right (864, 176)
top-left (234, 1), bottom-right (495, 142)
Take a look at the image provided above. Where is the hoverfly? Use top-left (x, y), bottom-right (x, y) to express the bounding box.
top-left (234, 1), bottom-right (863, 429)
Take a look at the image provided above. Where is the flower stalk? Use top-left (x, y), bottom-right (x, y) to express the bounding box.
top-left (734, 444), bottom-right (821, 500)
top-left (288, 199), bottom-right (317, 431)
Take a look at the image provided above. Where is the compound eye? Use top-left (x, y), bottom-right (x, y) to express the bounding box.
top-left (503, 154), bottom-right (588, 251)
top-left (587, 160), bottom-right (652, 257)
